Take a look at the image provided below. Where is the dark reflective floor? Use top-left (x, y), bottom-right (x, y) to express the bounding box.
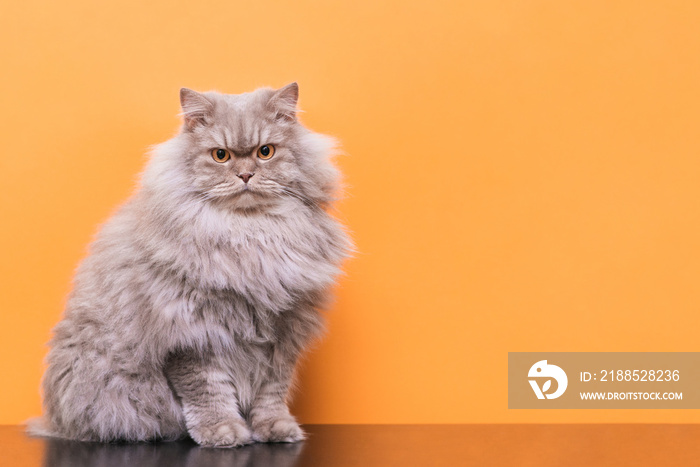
top-left (2, 424), bottom-right (700, 466)
top-left (43, 436), bottom-right (301, 467)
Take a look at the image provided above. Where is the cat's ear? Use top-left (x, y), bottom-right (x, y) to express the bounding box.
top-left (268, 82), bottom-right (299, 122)
top-left (180, 88), bottom-right (214, 130)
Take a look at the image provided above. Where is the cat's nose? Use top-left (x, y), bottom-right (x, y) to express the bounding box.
top-left (237, 172), bottom-right (255, 183)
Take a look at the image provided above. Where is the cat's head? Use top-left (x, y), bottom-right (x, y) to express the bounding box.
top-left (145, 83), bottom-right (341, 212)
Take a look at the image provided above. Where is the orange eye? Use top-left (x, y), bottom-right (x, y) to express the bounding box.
top-left (211, 148), bottom-right (230, 163)
top-left (257, 144), bottom-right (275, 160)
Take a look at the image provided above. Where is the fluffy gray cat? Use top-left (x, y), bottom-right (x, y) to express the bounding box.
top-left (29, 82), bottom-right (351, 447)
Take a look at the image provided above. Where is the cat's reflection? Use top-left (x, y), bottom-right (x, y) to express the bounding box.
top-left (43, 438), bottom-right (303, 467)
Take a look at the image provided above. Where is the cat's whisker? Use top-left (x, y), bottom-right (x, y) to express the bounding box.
top-left (259, 179), bottom-right (321, 210)
top-left (281, 188), bottom-right (320, 210)
top-left (193, 191), bottom-right (215, 203)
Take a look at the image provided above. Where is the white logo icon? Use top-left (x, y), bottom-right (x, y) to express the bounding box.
top-left (528, 360), bottom-right (568, 399)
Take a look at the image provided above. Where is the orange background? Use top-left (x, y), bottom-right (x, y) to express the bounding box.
top-left (2, 1), bottom-right (700, 424)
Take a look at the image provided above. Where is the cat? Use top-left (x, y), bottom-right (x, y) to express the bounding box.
top-left (28, 82), bottom-right (351, 447)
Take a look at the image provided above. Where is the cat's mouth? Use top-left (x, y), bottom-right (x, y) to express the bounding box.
top-left (220, 185), bottom-right (268, 201)
top-left (238, 185), bottom-right (262, 196)
top-left (215, 184), bottom-right (258, 195)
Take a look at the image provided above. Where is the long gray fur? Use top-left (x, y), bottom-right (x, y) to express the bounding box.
top-left (28, 83), bottom-right (351, 447)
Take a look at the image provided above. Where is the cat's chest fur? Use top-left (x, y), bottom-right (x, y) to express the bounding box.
top-left (149, 201), bottom-right (345, 312)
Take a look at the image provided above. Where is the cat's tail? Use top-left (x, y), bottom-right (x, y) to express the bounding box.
top-left (25, 416), bottom-right (60, 439)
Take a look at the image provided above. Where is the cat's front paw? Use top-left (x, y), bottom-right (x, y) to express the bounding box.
top-left (252, 416), bottom-right (306, 443)
top-left (189, 419), bottom-right (253, 448)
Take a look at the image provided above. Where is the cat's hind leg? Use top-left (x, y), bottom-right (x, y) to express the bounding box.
top-left (42, 346), bottom-right (186, 442)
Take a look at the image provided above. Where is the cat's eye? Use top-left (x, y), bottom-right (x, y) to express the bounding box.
top-left (257, 144), bottom-right (275, 160)
top-left (211, 148), bottom-right (230, 163)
